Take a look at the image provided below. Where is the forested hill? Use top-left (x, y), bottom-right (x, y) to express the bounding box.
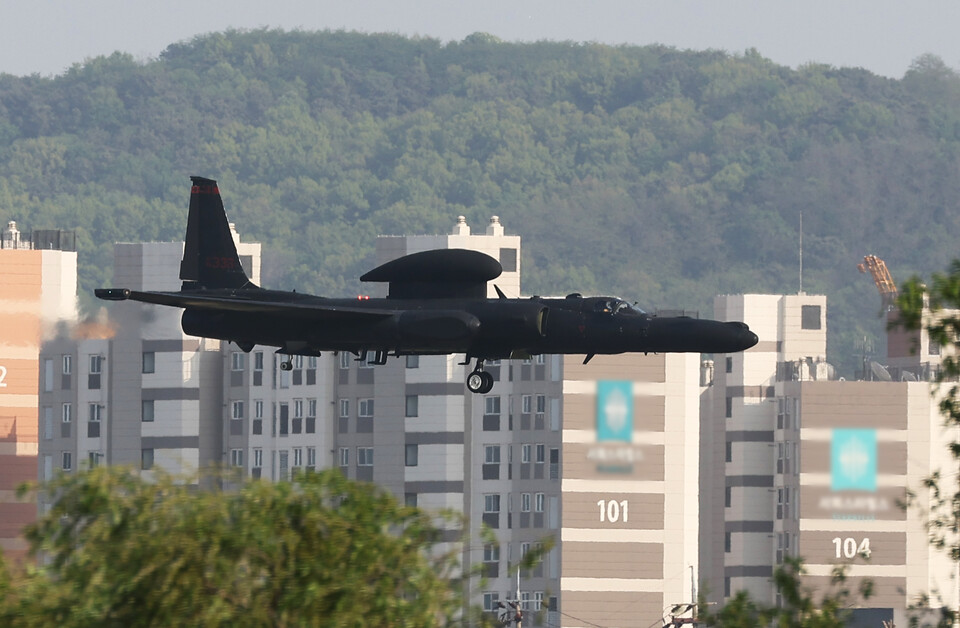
top-left (2, 29), bottom-right (960, 375)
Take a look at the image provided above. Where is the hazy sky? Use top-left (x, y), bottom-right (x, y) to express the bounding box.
top-left (2, 0), bottom-right (959, 79)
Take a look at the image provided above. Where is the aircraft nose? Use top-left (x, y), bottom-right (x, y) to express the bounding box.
top-left (724, 321), bottom-right (758, 351)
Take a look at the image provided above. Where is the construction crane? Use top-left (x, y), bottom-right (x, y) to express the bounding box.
top-left (858, 255), bottom-right (898, 307)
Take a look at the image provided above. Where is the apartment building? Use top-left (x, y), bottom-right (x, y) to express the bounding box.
top-left (703, 293), bottom-right (959, 625)
top-left (0, 222), bottom-right (77, 562)
top-left (38, 227), bottom-right (261, 486)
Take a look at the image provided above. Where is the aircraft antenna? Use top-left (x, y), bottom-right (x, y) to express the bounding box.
top-left (798, 211), bottom-right (804, 295)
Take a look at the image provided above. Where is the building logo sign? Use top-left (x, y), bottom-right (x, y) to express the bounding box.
top-left (831, 429), bottom-right (877, 492)
top-left (596, 380), bottom-right (633, 442)
top-left (591, 380), bottom-right (643, 474)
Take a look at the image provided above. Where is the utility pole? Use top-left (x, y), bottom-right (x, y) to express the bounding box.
top-left (665, 602), bottom-right (701, 627)
top-left (497, 570), bottom-right (523, 627)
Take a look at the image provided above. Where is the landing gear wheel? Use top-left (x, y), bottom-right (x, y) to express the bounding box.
top-left (467, 371), bottom-right (485, 393)
top-left (280, 360), bottom-right (293, 371)
top-left (478, 371), bottom-right (494, 394)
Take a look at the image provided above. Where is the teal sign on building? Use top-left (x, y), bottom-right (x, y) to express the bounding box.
top-left (831, 429), bottom-right (877, 491)
top-left (596, 380), bottom-right (633, 442)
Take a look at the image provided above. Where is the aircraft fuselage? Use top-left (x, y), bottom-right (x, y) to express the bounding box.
top-left (176, 289), bottom-right (756, 359)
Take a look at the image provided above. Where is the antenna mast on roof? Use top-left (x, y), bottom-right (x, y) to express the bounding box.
top-left (798, 211), bottom-right (804, 295)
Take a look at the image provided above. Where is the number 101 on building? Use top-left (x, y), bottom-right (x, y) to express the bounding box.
top-left (597, 499), bottom-right (629, 523)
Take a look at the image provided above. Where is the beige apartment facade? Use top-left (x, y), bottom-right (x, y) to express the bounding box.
top-left (0, 223), bottom-right (77, 562)
top-left (782, 380), bottom-right (958, 613)
top-left (560, 352), bottom-right (701, 627)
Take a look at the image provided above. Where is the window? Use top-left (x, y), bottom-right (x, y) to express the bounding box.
top-left (726, 441), bottom-right (732, 463)
top-left (405, 493), bottom-right (418, 507)
top-left (141, 449), bottom-right (153, 471)
top-left (521, 395), bottom-right (532, 414)
top-left (536, 443), bottom-right (545, 463)
top-left (725, 356), bottom-right (733, 373)
top-left (484, 445), bottom-right (500, 464)
top-left (339, 352), bottom-right (350, 369)
top-left (533, 592), bottom-right (544, 611)
top-left (521, 444), bottom-right (531, 463)
top-left (231, 352), bottom-right (245, 371)
top-left (62, 403), bottom-right (72, 423)
top-left (405, 395), bottom-right (418, 418)
top-left (294, 399), bottom-right (303, 418)
top-left (801, 304), bottom-right (822, 330)
top-left (89, 355), bottom-right (102, 374)
top-left (521, 493), bottom-right (531, 512)
top-left (483, 592), bottom-right (500, 612)
top-left (725, 486), bottom-right (732, 508)
top-left (254, 351), bottom-right (264, 370)
top-left (405, 444), bottom-right (419, 467)
top-left (279, 450), bottom-right (289, 481)
top-left (484, 494), bottom-right (500, 513)
top-left (293, 447), bottom-right (303, 467)
top-left (142, 400), bottom-right (155, 422)
top-left (725, 396), bottom-right (733, 418)
top-left (725, 531), bottom-right (732, 553)
top-left (406, 355), bottom-right (419, 368)
top-left (535, 353), bottom-right (545, 365)
top-left (253, 400), bottom-right (263, 435)
top-left (88, 452), bottom-right (102, 468)
top-left (230, 449), bottom-right (243, 467)
top-left (307, 356), bottom-right (317, 369)
top-left (307, 399), bottom-right (317, 417)
top-left (500, 247), bottom-right (517, 272)
top-left (62, 354), bottom-right (72, 375)
top-left (484, 396), bottom-right (501, 415)
top-left (88, 403), bottom-right (101, 422)
top-left (62, 451), bottom-right (72, 471)
top-left (293, 355), bottom-right (303, 369)
top-left (358, 399), bottom-right (374, 418)
top-left (339, 447), bottom-right (350, 467)
top-left (43, 407), bottom-right (53, 439)
top-left (535, 492), bottom-right (545, 512)
top-left (358, 447), bottom-right (374, 466)
top-left (232, 401), bottom-right (244, 419)
top-left (142, 351), bottom-right (155, 374)
top-left (306, 447), bottom-right (316, 469)
top-left (43, 359), bottom-right (53, 392)
top-left (253, 449), bottom-right (262, 468)
top-left (536, 394), bottom-right (546, 415)
top-left (339, 399), bottom-right (350, 418)
top-left (483, 543), bottom-right (500, 562)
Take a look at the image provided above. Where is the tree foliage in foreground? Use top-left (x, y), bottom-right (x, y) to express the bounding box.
top-left (0, 467), bottom-right (463, 627)
top-left (698, 557), bottom-right (872, 628)
top-left (895, 260), bottom-right (960, 626)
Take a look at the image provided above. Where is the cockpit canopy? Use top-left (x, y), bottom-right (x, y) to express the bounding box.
top-left (590, 297), bottom-right (645, 316)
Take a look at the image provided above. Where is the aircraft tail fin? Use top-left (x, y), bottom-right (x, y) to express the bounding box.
top-left (179, 176), bottom-right (257, 290)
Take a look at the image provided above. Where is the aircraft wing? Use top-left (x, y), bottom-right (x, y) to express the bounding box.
top-left (94, 289), bottom-right (396, 321)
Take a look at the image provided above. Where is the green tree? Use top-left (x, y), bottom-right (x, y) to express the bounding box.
top-left (895, 260), bottom-right (960, 627)
top-left (698, 557), bottom-right (870, 627)
top-left (898, 262), bottom-right (960, 553)
top-left (4, 467), bottom-right (464, 627)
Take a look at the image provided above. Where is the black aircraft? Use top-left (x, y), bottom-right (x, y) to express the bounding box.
top-left (96, 177), bottom-right (758, 393)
